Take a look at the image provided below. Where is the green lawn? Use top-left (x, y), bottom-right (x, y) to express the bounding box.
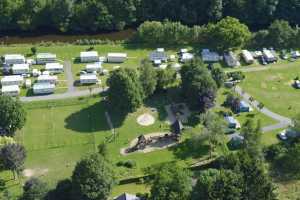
top-left (240, 61), bottom-right (300, 118)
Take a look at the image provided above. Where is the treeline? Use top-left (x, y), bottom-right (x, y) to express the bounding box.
top-left (0, 0), bottom-right (300, 34)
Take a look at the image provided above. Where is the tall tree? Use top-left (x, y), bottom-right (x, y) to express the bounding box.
top-left (156, 67), bottom-right (177, 91)
top-left (139, 60), bottom-right (157, 98)
top-left (208, 0), bottom-right (223, 22)
top-left (0, 144), bottom-right (26, 179)
top-left (0, 95), bottom-right (26, 136)
top-left (107, 68), bottom-right (144, 112)
top-left (71, 154), bottom-right (116, 200)
top-left (210, 65), bottom-right (226, 88)
top-left (267, 20), bottom-right (296, 48)
top-left (149, 163), bottom-right (192, 200)
top-left (22, 178), bottom-right (49, 200)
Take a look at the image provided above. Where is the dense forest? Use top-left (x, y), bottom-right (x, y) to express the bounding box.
top-left (0, 0), bottom-right (300, 34)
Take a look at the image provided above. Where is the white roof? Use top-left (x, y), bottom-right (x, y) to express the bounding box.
top-left (157, 48), bottom-right (164, 52)
top-left (201, 49), bottom-right (220, 62)
top-left (86, 63), bottom-right (102, 69)
top-left (80, 51), bottom-right (98, 57)
top-left (37, 53), bottom-right (56, 59)
top-left (263, 49), bottom-right (275, 59)
top-left (80, 74), bottom-right (98, 80)
top-left (33, 83), bottom-right (55, 90)
top-left (1, 75), bottom-right (23, 82)
top-left (37, 75), bottom-right (58, 81)
top-left (4, 54), bottom-right (25, 60)
top-left (181, 53), bottom-right (194, 60)
top-left (12, 63), bottom-right (29, 70)
top-left (242, 50), bottom-right (254, 60)
top-left (107, 53), bottom-right (127, 58)
top-left (2, 85), bottom-right (20, 92)
top-left (45, 63), bottom-right (63, 69)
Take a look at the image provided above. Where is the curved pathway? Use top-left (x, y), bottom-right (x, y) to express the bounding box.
top-left (233, 86), bottom-right (292, 132)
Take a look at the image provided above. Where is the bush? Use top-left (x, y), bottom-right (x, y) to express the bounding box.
top-left (116, 160), bottom-right (137, 168)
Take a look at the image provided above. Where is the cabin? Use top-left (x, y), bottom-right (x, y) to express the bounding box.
top-left (149, 50), bottom-right (168, 63)
top-left (12, 63), bottom-right (30, 75)
top-left (224, 51), bottom-right (240, 67)
top-left (263, 49), bottom-right (276, 63)
top-left (201, 49), bottom-right (220, 62)
top-left (1, 75), bottom-right (24, 86)
top-left (4, 54), bottom-right (25, 65)
top-left (45, 63), bottom-right (64, 74)
top-left (33, 83), bottom-right (55, 95)
top-left (114, 193), bottom-right (140, 200)
top-left (241, 50), bottom-right (254, 64)
top-left (36, 53), bottom-right (57, 64)
top-left (1, 85), bottom-right (20, 96)
top-left (239, 101), bottom-right (252, 112)
top-left (107, 53), bottom-right (127, 63)
top-left (80, 51), bottom-right (99, 63)
top-left (180, 53), bottom-right (194, 63)
top-left (80, 74), bottom-right (98, 84)
top-left (85, 62), bottom-right (102, 73)
top-left (225, 116), bottom-right (240, 129)
top-left (37, 75), bottom-right (58, 84)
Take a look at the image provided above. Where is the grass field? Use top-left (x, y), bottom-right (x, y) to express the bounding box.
top-left (240, 61), bottom-right (300, 118)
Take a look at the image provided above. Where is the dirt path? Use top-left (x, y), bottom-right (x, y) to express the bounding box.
top-left (64, 60), bottom-right (76, 92)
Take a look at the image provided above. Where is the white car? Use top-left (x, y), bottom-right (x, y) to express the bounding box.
top-left (278, 130), bottom-right (288, 140)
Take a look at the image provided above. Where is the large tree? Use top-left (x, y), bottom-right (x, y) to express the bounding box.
top-left (149, 163), bottom-right (192, 200)
top-left (210, 65), bottom-right (226, 88)
top-left (0, 143), bottom-right (26, 179)
top-left (267, 20), bottom-right (296, 48)
top-left (22, 178), bottom-right (49, 200)
top-left (156, 67), bottom-right (177, 91)
top-left (139, 60), bottom-right (157, 98)
top-left (71, 154), bottom-right (116, 200)
top-left (0, 95), bottom-right (26, 136)
top-left (180, 59), bottom-right (217, 112)
top-left (107, 68), bottom-right (144, 112)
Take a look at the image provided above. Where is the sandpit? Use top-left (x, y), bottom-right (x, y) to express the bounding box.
top-left (23, 168), bottom-right (49, 178)
top-left (137, 113), bottom-right (155, 126)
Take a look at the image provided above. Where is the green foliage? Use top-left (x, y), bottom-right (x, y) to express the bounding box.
top-left (116, 160), bottom-right (137, 168)
top-left (156, 67), bottom-right (177, 91)
top-left (71, 154), bottom-right (116, 200)
top-left (139, 60), bottom-right (157, 97)
top-left (210, 65), bottom-right (226, 88)
top-left (227, 71), bottom-right (245, 81)
top-left (22, 178), bottom-right (49, 200)
top-left (149, 163), bottom-right (192, 200)
top-left (224, 92), bottom-right (241, 113)
top-left (30, 46), bottom-right (37, 55)
top-left (0, 95), bottom-right (26, 136)
top-left (98, 142), bottom-right (108, 158)
top-left (180, 59), bottom-right (217, 112)
top-left (107, 68), bottom-right (144, 113)
top-left (267, 20), bottom-right (296, 48)
top-left (0, 136), bottom-right (15, 146)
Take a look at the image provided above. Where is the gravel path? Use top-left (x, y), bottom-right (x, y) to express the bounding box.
top-left (64, 60), bottom-right (76, 92)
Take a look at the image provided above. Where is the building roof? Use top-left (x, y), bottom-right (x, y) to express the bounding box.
top-left (1, 85), bottom-right (20, 92)
top-left (242, 50), bottom-right (254, 61)
top-left (45, 63), bottom-right (63, 69)
top-left (33, 83), bottom-right (55, 90)
top-left (80, 74), bottom-right (98, 80)
top-left (1, 75), bottom-right (24, 82)
top-left (107, 53), bottom-right (127, 58)
top-left (37, 53), bottom-right (56, 59)
top-left (86, 63), bottom-right (102, 69)
top-left (224, 51), bottom-right (240, 67)
top-left (201, 49), bottom-right (220, 62)
top-left (12, 63), bottom-right (29, 70)
top-left (4, 54), bottom-right (25, 60)
top-left (263, 49), bottom-right (275, 59)
top-left (181, 53), bottom-right (194, 60)
top-left (80, 51), bottom-right (98, 57)
top-left (114, 193), bottom-right (140, 200)
top-left (149, 51), bottom-right (168, 61)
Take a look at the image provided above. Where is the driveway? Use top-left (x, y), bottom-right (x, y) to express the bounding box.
top-left (64, 60), bottom-right (76, 92)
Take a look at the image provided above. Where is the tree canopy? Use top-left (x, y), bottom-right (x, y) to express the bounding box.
top-left (22, 178), bottom-right (49, 200)
top-left (139, 60), bottom-right (157, 97)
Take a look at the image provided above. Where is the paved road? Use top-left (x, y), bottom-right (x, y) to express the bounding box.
top-left (233, 86), bottom-right (292, 132)
top-left (64, 61), bottom-right (76, 92)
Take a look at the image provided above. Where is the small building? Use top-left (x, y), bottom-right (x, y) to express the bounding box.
top-left (114, 193), bottom-right (140, 200)
top-left (241, 50), bottom-right (254, 64)
top-left (225, 116), bottom-right (241, 129)
top-left (45, 63), bottom-right (64, 74)
top-left (4, 54), bottom-right (25, 65)
top-left (239, 101), bottom-right (252, 112)
top-left (263, 49), bottom-right (276, 63)
top-left (37, 75), bottom-right (58, 84)
top-left (36, 53), bottom-right (57, 64)
top-left (149, 50), bottom-right (168, 63)
top-left (1, 85), bottom-right (20, 96)
top-left (80, 74), bottom-right (98, 84)
top-left (107, 53), bottom-right (127, 63)
top-left (33, 83), bottom-right (55, 95)
top-left (224, 51), bottom-right (240, 67)
top-left (80, 51), bottom-right (99, 63)
top-left (12, 63), bottom-right (30, 75)
top-left (1, 75), bottom-right (24, 86)
top-left (180, 53), bottom-right (194, 63)
top-left (201, 49), bottom-right (220, 62)
top-left (85, 62), bottom-right (102, 73)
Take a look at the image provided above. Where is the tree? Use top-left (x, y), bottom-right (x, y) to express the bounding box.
top-left (107, 68), bottom-right (144, 113)
top-left (22, 178), bottom-right (48, 200)
top-left (0, 95), bottom-right (26, 136)
top-left (156, 67), bottom-right (177, 91)
top-left (98, 142), bottom-right (108, 158)
top-left (149, 163), bottom-right (192, 200)
top-left (267, 20), bottom-right (296, 48)
top-left (208, 0), bottom-right (223, 22)
top-left (192, 169), bottom-right (242, 200)
top-left (290, 113), bottom-right (300, 134)
top-left (30, 46), bottom-right (37, 55)
top-left (71, 154), bottom-right (116, 200)
top-left (180, 59), bottom-right (217, 112)
top-left (139, 60), bottom-right (157, 97)
top-left (224, 92), bottom-right (241, 113)
top-left (208, 16), bottom-right (251, 50)
top-left (210, 65), bottom-right (226, 88)
top-left (0, 144), bottom-right (26, 179)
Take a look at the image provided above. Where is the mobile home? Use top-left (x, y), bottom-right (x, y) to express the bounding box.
top-left (1, 85), bottom-right (20, 96)
top-left (201, 49), bottom-right (220, 62)
top-left (80, 74), bottom-right (98, 84)
top-left (85, 62), bottom-right (102, 73)
top-left (36, 53), bottom-right (57, 64)
top-left (12, 63), bottom-right (30, 75)
top-left (107, 53), bottom-right (127, 63)
top-left (224, 51), bottom-right (240, 67)
top-left (33, 83), bottom-right (55, 95)
top-left (1, 75), bottom-right (24, 86)
top-left (45, 63), bottom-right (64, 74)
top-left (37, 75), bottom-right (58, 84)
top-left (241, 50), bottom-right (254, 64)
top-left (80, 51), bottom-right (99, 63)
top-left (263, 49), bottom-right (276, 63)
top-left (4, 54), bottom-right (25, 65)
top-left (149, 50), bottom-right (168, 63)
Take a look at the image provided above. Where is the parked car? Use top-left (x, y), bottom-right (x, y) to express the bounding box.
top-left (280, 50), bottom-right (288, 60)
top-left (277, 130), bottom-right (288, 140)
